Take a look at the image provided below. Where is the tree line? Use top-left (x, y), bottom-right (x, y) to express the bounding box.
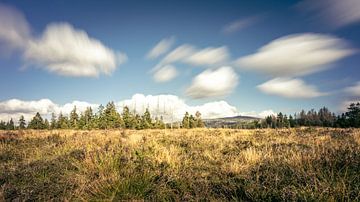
top-left (259, 102), bottom-right (360, 128)
top-left (0, 101), bottom-right (205, 130)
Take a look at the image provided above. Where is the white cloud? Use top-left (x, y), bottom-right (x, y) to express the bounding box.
top-left (344, 82), bottom-right (360, 97)
top-left (0, 4), bottom-right (126, 77)
top-left (24, 23), bottom-right (126, 77)
top-left (0, 4), bottom-right (30, 52)
top-left (236, 33), bottom-right (356, 77)
top-left (159, 44), bottom-right (230, 67)
top-left (185, 66), bottom-right (238, 99)
top-left (0, 99), bottom-right (98, 122)
top-left (116, 94), bottom-right (239, 121)
top-left (185, 46), bottom-right (229, 66)
top-left (0, 95), bottom-right (275, 123)
top-left (146, 37), bottom-right (175, 59)
top-left (298, 0), bottom-right (360, 29)
top-left (257, 78), bottom-right (328, 99)
top-left (222, 16), bottom-right (260, 34)
top-left (258, 110), bottom-right (276, 118)
top-left (153, 65), bottom-right (178, 82)
top-left (161, 44), bottom-right (196, 64)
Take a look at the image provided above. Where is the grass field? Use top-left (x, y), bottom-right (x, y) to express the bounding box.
top-left (0, 128), bottom-right (359, 201)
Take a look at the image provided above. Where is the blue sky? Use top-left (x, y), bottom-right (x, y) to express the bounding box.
top-left (0, 0), bottom-right (360, 121)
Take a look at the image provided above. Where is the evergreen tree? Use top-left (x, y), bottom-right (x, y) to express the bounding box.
top-left (182, 112), bottom-right (190, 128)
top-left (289, 115), bottom-right (296, 128)
top-left (69, 106), bottom-right (79, 129)
top-left (189, 115), bottom-right (196, 128)
top-left (141, 108), bottom-right (152, 129)
top-left (0, 121), bottom-right (6, 130)
top-left (104, 102), bottom-right (123, 129)
top-left (57, 112), bottom-right (69, 129)
top-left (6, 118), bottom-right (15, 130)
top-left (96, 104), bottom-right (107, 129)
top-left (79, 107), bottom-right (95, 129)
top-left (28, 112), bottom-right (45, 129)
top-left (122, 106), bottom-right (135, 129)
top-left (44, 119), bottom-right (50, 129)
top-left (50, 113), bottom-right (57, 129)
top-left (19, 115), bottom-right (26, 129)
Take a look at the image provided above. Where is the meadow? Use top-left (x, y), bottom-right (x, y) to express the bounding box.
top-left (0, 128), bottom-right (359, 201)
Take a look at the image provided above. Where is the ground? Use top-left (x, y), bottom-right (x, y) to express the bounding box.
top-left (0, 128), bottom-right (359, 201)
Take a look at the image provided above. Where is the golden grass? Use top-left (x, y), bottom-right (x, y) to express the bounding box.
top-left (0, 128), bottom-right (359, 201)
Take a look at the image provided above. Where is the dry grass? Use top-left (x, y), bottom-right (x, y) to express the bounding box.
top-left (0, 128), bottom-right (359, 201)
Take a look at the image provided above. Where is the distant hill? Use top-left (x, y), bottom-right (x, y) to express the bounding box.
top-left (203, 115), bottom-right (261, 128)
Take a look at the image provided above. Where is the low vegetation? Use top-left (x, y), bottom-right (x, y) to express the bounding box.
top-left (1, 128), bottom-right (359, 201)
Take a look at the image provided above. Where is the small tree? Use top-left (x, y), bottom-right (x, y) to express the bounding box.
top-left (69, 106), bottom-right (79, 129)
top-left (141, 108), bottom-right (152, 129)
top-left (195, 111), bottom-right (204, 128)
top-left (182, 112), bottom-right (190, 128)
top-left (50, 113), bottom-right (57, 129)
top-left (19, 115), bottom-right (26, 129)
top-left (28, 112), bottom-right (45, 129)
top-left (7, 118), bottom-right (15, 130)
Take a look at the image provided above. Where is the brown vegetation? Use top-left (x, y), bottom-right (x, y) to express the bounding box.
top-left (0, 128), bottom-right (359, 201)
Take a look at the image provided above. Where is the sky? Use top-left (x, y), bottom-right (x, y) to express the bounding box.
top-left (0, 0), bottom-right (360, 122)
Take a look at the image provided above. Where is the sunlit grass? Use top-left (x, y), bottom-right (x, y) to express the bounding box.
top-left (0, 128), bottom-right (359, 201)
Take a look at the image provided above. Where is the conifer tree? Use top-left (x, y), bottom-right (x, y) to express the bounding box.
top-left (182, 112), bottom-right (190, 128)
top-left (50, 113), bottom-right (57, 129)
top-left (28, 112), bottom-right (45, 129)
top-left (141, 108), bottom-right (152, 129)
top-left (122, 106), bottom-right (135, 129)
top-left (19, 115), bottom-right (26, 129)
top-left (7, 118), bottom-right (15, 130)
top-left (69, 106), bottom-right (79, 129)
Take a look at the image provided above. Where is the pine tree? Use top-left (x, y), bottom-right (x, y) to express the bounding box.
top-left (79, 107), bottom-right (95, 129)
top-left (96, 104), bottom-right (107, 129)
top-left (289, 115), bottom-right (296, 128)
top-left (189, 115), bottom-right (196, 128)
top-left (0, 121), bottom-right (6, 130)
top-left (141, 108), bottom-right (152, 129)
top-left (69, 106), bottom-right (79, 129)
top-left (44, 119), bottom-right (50, 129)
top-left (28, 112), bottom-right (45, 129)
top-left (19, 115), bottom-right (26, 129)
top-left (57, 112), bottom-right (69, 129)
top-left (104, 102), bottom-right (122, 129)
top-left (122, 106), bottom-right (135, 129)
top-left (50, 113), bottom-right (57, 129)
top-left (182, 112), bottom-right (190, 128)
top-left (7, 118), bottom-right (15, 130)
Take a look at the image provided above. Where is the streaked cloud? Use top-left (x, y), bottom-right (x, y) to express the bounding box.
top-left (153, 65), bottom-right (178, 82)
top-left (0, 4), bottom-right (126, 77)
top-left (161, 44), bottom-right (196, 64)
top-left (298, 0), bottom-right (360, 29)
top-left (0, 3), bottom-right (30, 52)
top-left (344, 81), bottom-right (360, 97)
top-left (151, 44), bottom-right (231, 83)
top-left (222, 16), bottom-right (260, 34)
top-left (25, 23), bottom-right (126, 77)
top-left (185, 46), bottom-right (230, 66)
top-left (236, 33), bottom-right (356, 77)
top-left (257, 78), bottom-right (328, 99)
top-left (159, 44), bottom-right (230, 67)
top-left (146, 37), bottom-right (175, 59)
top-left (186, 66), bottom-right (238, 99)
